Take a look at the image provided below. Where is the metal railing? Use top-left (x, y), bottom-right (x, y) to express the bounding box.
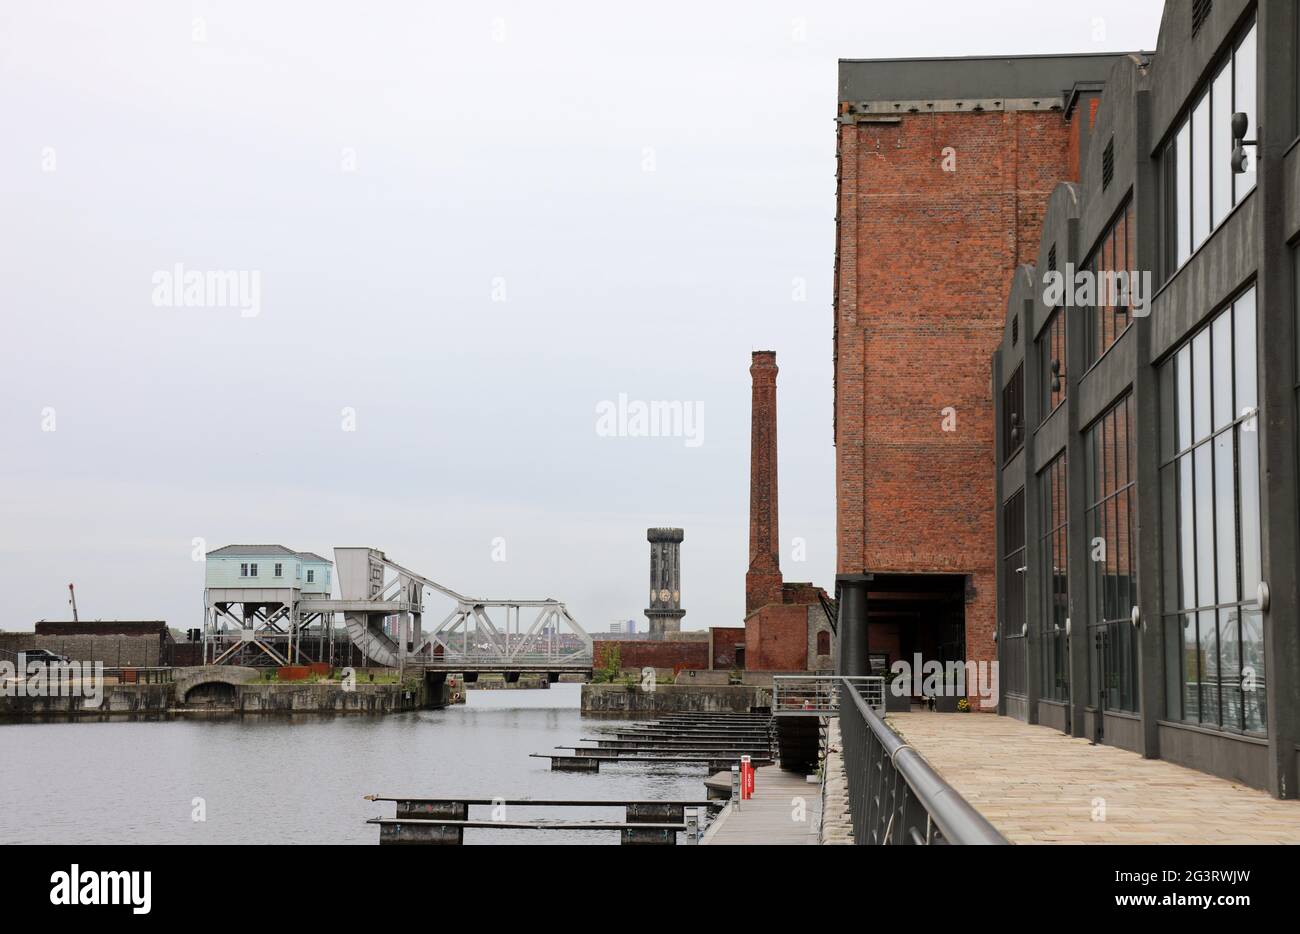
top-left (838, 677), bottom-right (1007, 845)
top-left (102, 667), bottom-right (175, 684)
top-left (773, 674), bottom-right (884, 716)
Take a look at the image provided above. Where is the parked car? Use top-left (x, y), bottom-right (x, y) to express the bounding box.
top-left (18, 649), bottom-right (71, 665)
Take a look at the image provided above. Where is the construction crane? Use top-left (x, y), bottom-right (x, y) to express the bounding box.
top-left (68, 583), bottom-right (79, 622)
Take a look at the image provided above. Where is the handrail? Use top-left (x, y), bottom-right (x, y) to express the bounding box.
top-left (773, 674), bottom-right (884, 716)
top-left (838, 676), bottom-right (1007, 846)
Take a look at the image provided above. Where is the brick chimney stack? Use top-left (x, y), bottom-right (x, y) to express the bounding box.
top-left (746, 351), bottom-right (783, 614)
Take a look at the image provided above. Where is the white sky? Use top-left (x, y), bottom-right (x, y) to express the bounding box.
top-left (0, 1), bottom-right (1164, 635)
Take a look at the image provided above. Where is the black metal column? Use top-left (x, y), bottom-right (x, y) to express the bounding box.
top-left (837, 574), bottom-right (870, 677)
top-left (992, 348), bottom-right (1007, 717)
top-left (1063, 215), bottom-right (1091, 740)
top-left (1132, 86), bottom-right (1163, 759)
top-left (1022, 296), bottom-right (1043, 725)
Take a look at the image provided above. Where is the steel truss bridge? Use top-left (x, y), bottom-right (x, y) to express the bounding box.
top-left (203, 547), bottom-right (592, 671)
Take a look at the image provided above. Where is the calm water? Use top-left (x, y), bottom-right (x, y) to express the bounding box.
top-left (0, 685), bottom-right (713, 844)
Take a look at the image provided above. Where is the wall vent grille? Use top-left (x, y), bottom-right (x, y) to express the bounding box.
top-left (1192, 0), bottom-right (1213, 36)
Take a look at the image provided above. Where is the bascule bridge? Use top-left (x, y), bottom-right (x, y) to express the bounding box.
top-left (202, 545), bottom-right (592, 677)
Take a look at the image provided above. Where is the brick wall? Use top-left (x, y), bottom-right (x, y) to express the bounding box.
top-left (835, 106), bottom-right (1076, 682)
top-left (745, 604), bottom-right (809, 672)
top-left (708, 627), bottom-right (747, 669)
top-left (594, 639), bottom-right (709, 672)
top-left (0, 633), bottom-right (163, 667)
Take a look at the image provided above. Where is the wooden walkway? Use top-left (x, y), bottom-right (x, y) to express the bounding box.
top-left (701, 765), bottom-right (821, 845)
top-left (889, 713), bottom-right (1300, 844)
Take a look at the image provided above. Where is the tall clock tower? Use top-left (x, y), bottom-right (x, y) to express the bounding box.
top-left (645, 527), bottom-right (685, 636)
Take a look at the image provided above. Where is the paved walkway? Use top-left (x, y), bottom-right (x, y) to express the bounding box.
top-left (701, 764), bottom-right (821, 845)
top-left (889, 712), bottom-right (1300, 844)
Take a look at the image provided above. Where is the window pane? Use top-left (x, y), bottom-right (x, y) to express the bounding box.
top-left (1235, 288), bottom-right (1257, 416)
top-left (1212, 62), bottom-right (1232, 228)
top-left (1218, 608), bottom-right (1242, 731)
top-left (1239, 423), bottom-right (1261, 597)
top-left (1116, 489), bottom-right (1132, 620)
top-left (1159, 358), bottom-right (1177, 459)
top-left (1194, 443), bottom-right (1215, 607)
top-left (1115, 397), bottom-right (1129, 489)
top-left (1178, 457), bottom-right (1196, 610)
top-left (1235, 291), bottom-right (1261, 597)
top-left (1240, 605), bottom-right (1266, 732)
top-left (1212, 311), bottom-right (1234, 432)
top-left (1191, 91), bottom-right (1210, 249)
top-left (1127, 485), bottom-right (1139, 614)
top-left (1176, 121), bottom-right (1191, 265)
top-left (1115, 220), bottom-right (1129, 333)
top-left (1192, 329), bottom-right (1212, 441)
top-left (1087, 497), bottom-right (1098, 618)
top-left (1161, 466), bottom-right (1179, 614)
top-left (1125, 614), bottom-right (1139, 711)
top-left (1125, 202), bottom-right (1136, 268)
top-left (1214, 433), bottom-right (1238, 605)
top-left (1199, 609), bottom-right (1219, 726)
top-left (1176, 345), bottom-right (1193, 451)
top-left (1234, 22), bottom-right (1258, 200)
top-left (1127, 394), bottom-right (1137, 467)
top-left (1183, 613), bottom-right (1201, 722)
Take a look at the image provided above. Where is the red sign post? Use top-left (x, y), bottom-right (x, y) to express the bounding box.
top-left (740, 754), bottom-right (755, 800)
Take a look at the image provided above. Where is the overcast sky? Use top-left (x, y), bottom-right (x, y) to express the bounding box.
top-left (0, 1), bottom-right (1164, 636)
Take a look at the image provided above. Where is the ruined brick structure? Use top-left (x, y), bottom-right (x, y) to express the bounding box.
top-left (743, 351), bottom-right (835, 671)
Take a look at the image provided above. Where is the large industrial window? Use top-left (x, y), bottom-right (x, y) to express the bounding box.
top-left (1039, 309), bottom-right (1067, 420)
top-left (1001, 488), bottom-right (1027, 697)
top-left (1163, 17), bottom-right (1257, 275)
top-left (1159, 287), bottom-right (1264, 733)
top-left (1001, 364), bottom-right (1024, 464)
top-left (1084, 394), bottom-right (1139, 713)
top-left (1084, 200), bottom-right (1136, 366)
top-left (1039, 455), bottom-right (1069, 702)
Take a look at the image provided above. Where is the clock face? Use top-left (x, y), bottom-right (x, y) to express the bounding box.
top-left (672, 590), bottom-right (679, 602)
top-left (659, 588), bottom-right (671, 602)
top-left (650, 591), bottom-right (657, 604)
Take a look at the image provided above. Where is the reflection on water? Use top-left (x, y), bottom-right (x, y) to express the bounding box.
top-left (0, 685), bottom-right (712, 844)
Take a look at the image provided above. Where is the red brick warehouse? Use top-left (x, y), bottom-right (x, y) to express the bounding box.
top-left (832, 54), bottom-right (1129, 704)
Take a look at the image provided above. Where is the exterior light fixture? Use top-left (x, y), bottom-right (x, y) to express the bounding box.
top-left (1231, 112), bottom-right (1257, 174)
top-left (1050, 359), bottom-right (1061, 393)
top-left (1130, 605), bottom-right (1142, 629)
top-left (1257, 581), bottom-right (1271, 612)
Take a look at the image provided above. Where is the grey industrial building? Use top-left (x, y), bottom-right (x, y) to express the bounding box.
top-left (994, 0), bottom-right (1300, 797)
